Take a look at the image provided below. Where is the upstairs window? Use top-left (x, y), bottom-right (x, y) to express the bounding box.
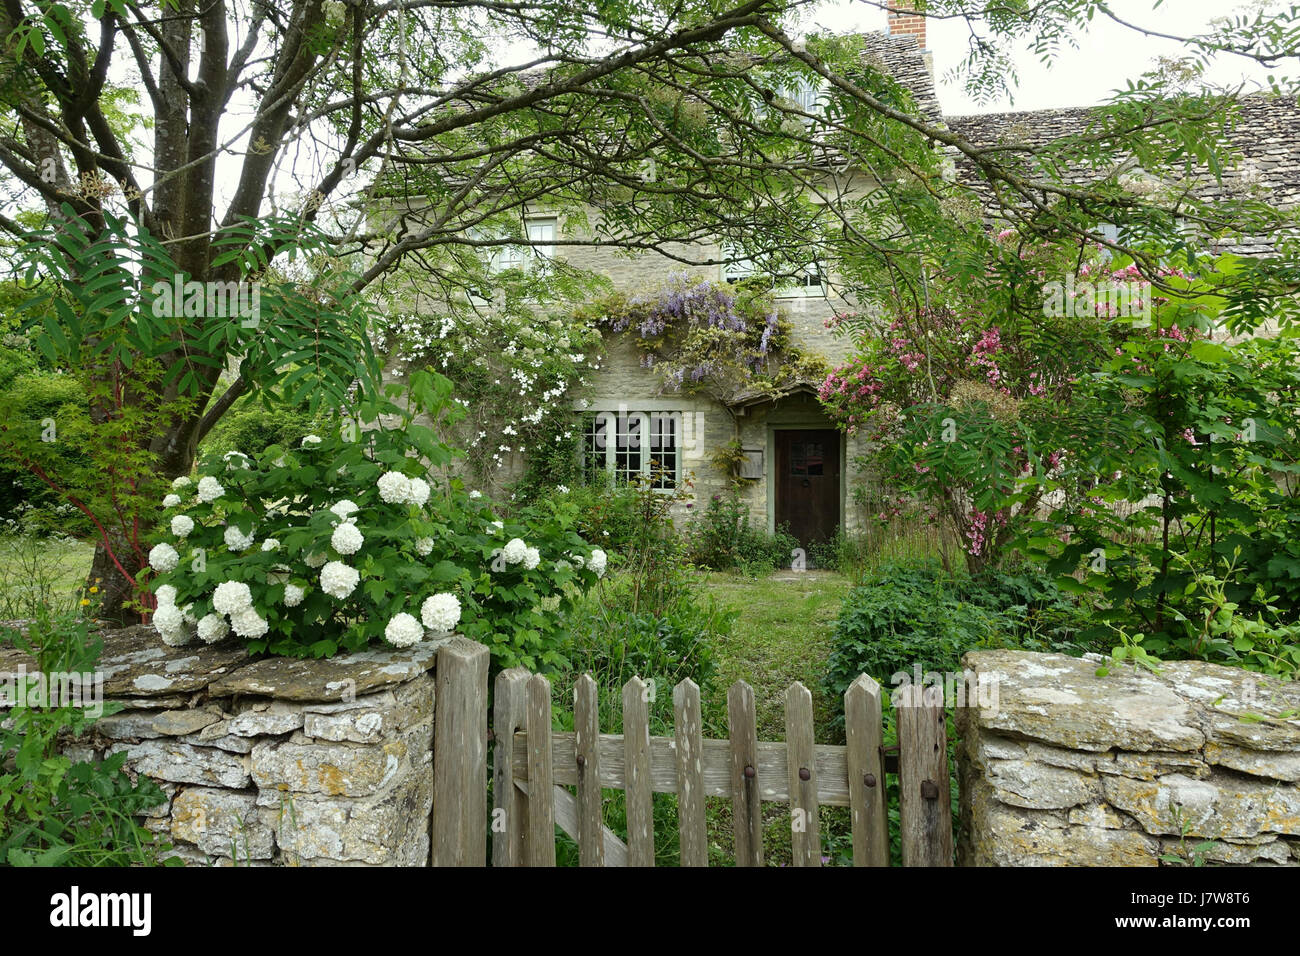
top-left (774, 77), bottom-right (825, 121)
top-left (491, 217), bottom-right (556, 273)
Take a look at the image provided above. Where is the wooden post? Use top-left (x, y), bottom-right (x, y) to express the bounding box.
top-left (673, 679), bottom-right (706, 867)
top-left (896, 682), bottom-right (953, 867)
top-left (786, 681), bottom-right (821, 866)
top-left (491, 668), bottom-right (530, 867)
top-left (525, 673), bottom-right (556, 866)
top-left (727, 680), bottom-right (764, 867)
top-left (622, 676), bottom-right (655, 866)
top-left (431, 637), bottom-right (490, 867)
top-left (574, 673), bottom-right (605, 867)
top-left (845, 674), bottom-right (889, 867)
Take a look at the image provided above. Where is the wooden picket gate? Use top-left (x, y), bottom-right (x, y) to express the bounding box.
top-left (428, 639), bottom-right (954, 867)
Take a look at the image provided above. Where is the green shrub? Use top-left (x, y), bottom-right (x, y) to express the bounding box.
top-left (145, 371), bottom-right (607, 671)
top-left (686, 490), bottom-right (798, 574)
top-left (0, 369), bottom-right (95, 536)
top-left (201, 391), bottom-right (327, 459)
top-left (0, 611), bottom-right (173, 866)
top-left (821, 560), bottom-right (1094, 719)
top-left (552, 477), bottom-right (645, 557)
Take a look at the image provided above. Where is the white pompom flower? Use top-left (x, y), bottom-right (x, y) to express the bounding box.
top-left (385, 612), bottom-right (424, 648)
top-left (568, 552), bottom-right (585, 570)
top-left (171, 476), bottom-right (192, 491)
top-left (197, 476), bottom-right (224, 503)
top-left (196, 613), bottom-right (229, 644)
top-left (261, 538), bottom-right (280, 552)
top-left (152, 603), bottom-right (185, 641)
top-left (158, 624), bottom-right (194, 648)
top-left (406, 477), bottom-right (431, 507)
top-left (421, 593), bottom-right (461, 633)
top-left (224, 525), bottom-right (255, 552)
top-left (522, 547), bottom-right (541, 571)
top-left (153, 584), bottom-right (178, 607)
top-left (148, 542), bottom-right (179, 572)
top-left (588, 549), bottom-right (608, 578)
top-left (502, 538), bottom-right (527, 565)
top-left (171, 514), bottom-right (195, 539)
top-left (330, 499), bottom-right (359, 520)
top-left (230, 606), bottom-right (270, 639)
top-left (162, 494), bottom-right (182, 508)
top-left (415, 537), bottom-right (435, 557)
top-left (377, 471), bottom-right (412, 504)
top-left (212, 580), bottom-right (253, 616)
top-left (283, 583), bottom-right (306, 607)
top-left (320, 561), bottom-right (360, 600)
top-left (304, 551), bottom-right (328, 569)
top-left (468, 490), bottom-right (482, 499)
top-left (331, 521), bottom-right (364, 555)
top-left (301, 434), bottom-right (322, 448)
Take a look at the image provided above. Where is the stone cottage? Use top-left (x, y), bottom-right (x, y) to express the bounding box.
top-left (388, 11), bottom-right (1300, 551)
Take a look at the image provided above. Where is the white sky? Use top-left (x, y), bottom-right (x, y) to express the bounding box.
top-left (803, 0), bottom-right (1286, 114)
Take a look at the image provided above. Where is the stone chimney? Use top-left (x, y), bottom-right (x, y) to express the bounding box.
top-left (887, 2), bottom-right (927, 50)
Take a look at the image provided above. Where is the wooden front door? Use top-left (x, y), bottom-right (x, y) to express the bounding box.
top-left (775, 429), bottom-right (840, 548)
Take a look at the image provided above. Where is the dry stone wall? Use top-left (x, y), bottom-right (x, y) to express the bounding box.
top-left (0, 625), bottom-right (439, 867)
top-left (957, 650), bottom-right (1300, 866)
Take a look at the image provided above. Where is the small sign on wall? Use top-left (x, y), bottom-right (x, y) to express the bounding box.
top-left (738, 449), bottom-right (764, 480)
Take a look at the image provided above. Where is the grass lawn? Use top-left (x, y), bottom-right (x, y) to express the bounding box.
top-left (701, 569), bottom-right (853, 741)
top-left (0, 536), bottom-right (96, 625)
top-left (695, 568), bottom-right (858, 866)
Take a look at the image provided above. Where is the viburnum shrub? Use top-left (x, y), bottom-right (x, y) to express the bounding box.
top-left (144, 372), bottom-right (607, 670)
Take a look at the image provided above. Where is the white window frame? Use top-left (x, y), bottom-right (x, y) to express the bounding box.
top-left (489, 216), bottom-right (557, 273)
top-left (773, 260), bottom-right (827, 299)
top-left (583, 410), bottom-right (682, 490)
top-left (775, 77), bottom-right (825, 121)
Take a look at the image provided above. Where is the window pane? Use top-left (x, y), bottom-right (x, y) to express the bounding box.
top-left (790, 441), bottom-right (824, 476)
top-left (615, 413), bottom-right (642, 482)
top-left (647, 412), bottom-right (678, 489)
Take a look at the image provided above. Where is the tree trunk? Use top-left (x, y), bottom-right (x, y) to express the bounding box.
top-left (89, 534), bottom-right (141, 626)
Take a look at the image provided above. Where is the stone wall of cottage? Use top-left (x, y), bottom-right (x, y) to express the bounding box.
top-left (1, 626), bottom-right (440, 867)
top-left (957, 650), bottom-right (1300, 866)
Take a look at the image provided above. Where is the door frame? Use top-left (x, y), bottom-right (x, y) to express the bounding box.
top-left (765, 424), bottom-right (845, 538)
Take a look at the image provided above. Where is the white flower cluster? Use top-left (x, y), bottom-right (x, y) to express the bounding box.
top-left (385, 613), bottom-right (423, 648)
top-left (421, 593), bottom-right (461, 632)
top-left (149, 542), bottom-right (180, 573)
top-left (330, 499), bottom-right (359, 520)
top-left (208, 580), bottom-right (270, 639)
top-left (497, 537), bottom-right (541, 571)
top-left (197, 476), bottom-right (224, 503)
top-left (152, 583), bottom-right (200, 646)
top-left (321, 560), bottom-right (360, 600)
top-left (224, 525), bottom-right (255, 551)
top-left (331, 521), bottom-right (364, 555)
top-left (377, 471), bottom-right (431, 506)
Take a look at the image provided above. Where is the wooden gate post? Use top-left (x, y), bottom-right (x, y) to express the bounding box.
top-left (431, 637), bottom-right (490, 866)
top-left (896, 682), bottom-right (953, 867)
top-left (492, 668), bottom-right (531, 866)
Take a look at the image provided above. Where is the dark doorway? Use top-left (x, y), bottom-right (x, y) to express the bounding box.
top-left (774, 429), bottom-right (840, 549)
